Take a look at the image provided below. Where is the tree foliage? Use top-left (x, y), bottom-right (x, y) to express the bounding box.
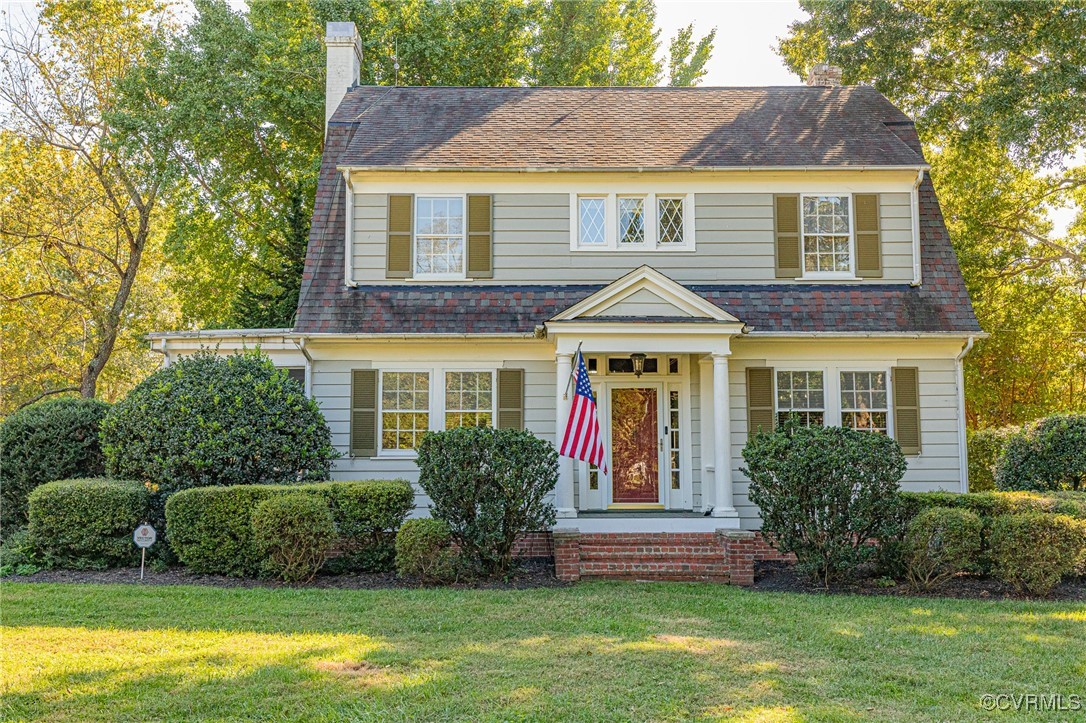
top-left (778, 1), bottom-right (1086, 427)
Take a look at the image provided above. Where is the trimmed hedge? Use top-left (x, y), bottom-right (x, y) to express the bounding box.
top-left (996, 414), bottom-right (1086, 492)
top-left (0, 397), bottom-right (110, 528)
top-left (903, 507), bottom-right (982, 590)
top-left (252, 494), bottom-right (335, 583)
top-left (395, 518), bottom-right (457, 583)
top-left (899, 490), bottom-right (1086, 521)
top-left (27, 479), bottom-right (150, 569)
top-left (967, 426), bottom-right (1019, 492)
top-left (165, 480), bottom-right (413, 576)
top-left (989, 513), bottom-right (1086, 595)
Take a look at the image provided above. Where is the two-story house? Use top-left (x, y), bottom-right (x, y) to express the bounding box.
top-left (151, 23), bottom-right (981, 582)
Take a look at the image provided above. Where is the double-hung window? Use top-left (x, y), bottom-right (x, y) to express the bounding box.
top-left (415, 196), bottom-right (465, 278)
top-left (840, 371), bottom-right (889, 434)
top-left (801, 194), bottom-right (852, 275)
top-left (381, 371), bottom-right (430, 452)
top-left (445, 371), bottom-right (494, 429)
top-left (776, 370), bottom-right (825, 428)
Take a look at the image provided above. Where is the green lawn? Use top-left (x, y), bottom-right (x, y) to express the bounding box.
top-left (2, 582), bottom-right (1084, 721)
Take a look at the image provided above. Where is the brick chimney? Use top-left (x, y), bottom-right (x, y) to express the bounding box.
top-left (806, 63), bottom-right (843, 87)
top-left (325, 22), bottom-right (362, 133)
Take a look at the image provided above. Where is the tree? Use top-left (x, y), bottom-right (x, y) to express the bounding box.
top-left (778, 1), bottom-right (1086, 426)
top-left (136, 0), bottom-right (716, 328)
top-left (0, 0), bottom-right (179, 411)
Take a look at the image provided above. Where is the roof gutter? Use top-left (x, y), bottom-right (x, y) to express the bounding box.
top-left (336, 164), bottom-right (931, 174)
top-left (147, 330), bottom-right (539, 341)
top-left (956, 335), bottom-right (976, 493)
top-left (742, 331), bottom-right (989, 339)
top-left (911, 168), bottom-right (924, 286)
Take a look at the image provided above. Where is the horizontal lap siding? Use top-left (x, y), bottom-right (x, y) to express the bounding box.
top-left (351, 192), bottom-right (915, 284)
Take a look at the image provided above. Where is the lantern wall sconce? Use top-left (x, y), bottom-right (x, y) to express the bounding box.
top-left (630, 353), bottom-right (647, 378)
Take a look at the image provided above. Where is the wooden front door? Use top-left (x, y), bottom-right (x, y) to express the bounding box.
top-left (609, 386), bottom-right (661, 504)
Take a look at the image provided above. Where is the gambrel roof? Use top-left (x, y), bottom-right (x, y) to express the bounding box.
top-left (331, 85), bottom-right (927, 170)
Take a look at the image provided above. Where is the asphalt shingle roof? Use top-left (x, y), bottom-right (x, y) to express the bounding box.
top-left (332, 86), bottom-right (927, 169)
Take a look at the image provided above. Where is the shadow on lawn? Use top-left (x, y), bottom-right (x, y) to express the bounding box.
top-left (4, 582), bottom-right (1085, 721)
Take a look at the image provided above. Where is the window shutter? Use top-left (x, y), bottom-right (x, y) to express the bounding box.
top-left (496, 368), bottom-right (524, 430)
top-left (854, 193), bottom-right (883, 278)
top-left (386, 195), bottom-right (413, 279)
top-left (774, 195), bottom-right (801, 278)
top-left (350, 369), bottom-right (378, 457)
top-left (746, 367), bottom-right (775, 436)
top-left (467, 194), bottom-right (493, 278)
top-left (892, 366), bottom-right (921, 455)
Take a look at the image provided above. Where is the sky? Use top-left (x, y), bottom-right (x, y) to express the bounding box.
top-left (655, 1), bottom-right (808, 86)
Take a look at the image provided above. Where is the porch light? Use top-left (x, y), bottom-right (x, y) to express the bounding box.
top-left (630, 353), bottom-right (647, 378)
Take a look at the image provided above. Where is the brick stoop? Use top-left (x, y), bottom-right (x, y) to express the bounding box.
top-left (544, 529), bottom-right (794, 585)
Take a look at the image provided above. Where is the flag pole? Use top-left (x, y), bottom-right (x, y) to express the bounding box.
top-left (563, 340), bottom-right (583, 400)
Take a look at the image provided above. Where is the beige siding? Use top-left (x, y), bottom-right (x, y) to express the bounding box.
top-left (350, 192), bottom-right (916, 284)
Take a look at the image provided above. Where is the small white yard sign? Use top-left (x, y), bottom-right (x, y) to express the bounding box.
top-left (133, 524), bottom-right (157, 579)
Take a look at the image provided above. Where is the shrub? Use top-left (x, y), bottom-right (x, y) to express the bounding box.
top-left (416, 426), bottom-right (557, 576)
top-left (903, 507), bottom-right (983, 590)
top-left (100, 351), bottom-right (337, 501)
top-left (741, 424), bottom-right (907, 584)
top-left (899, 490), bottom-right (1086, 521)
top-left (0, 528), bottom-right (39, 576)
top-left (989, 513), bottom-right (1086, 595)
top-left (165, 480), bottom-right (413, 576)
top-left (0, 397), bottom-right (109, 528)
top-left (251, 493), bottom-right (335, 583)
top-left (967, 426), bottom-right (1019, 492)
top-left (996, 414), bottom-right (1086, 492)
top-left (27, 479), bottom-right (150, 569)
top-left (395, 518), bottom-right (457, 583)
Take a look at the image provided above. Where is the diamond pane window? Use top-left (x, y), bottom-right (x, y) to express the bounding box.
top-left (775, 370), bottom-right (825, 428)
top-left (618, 197), bottom-right (646, 244)
top-left (840, 371), bottom-right (889, 433)
top-left (578, 197), bottom-right (606, 246)
top-left (381, 372), bottom-right (430, 451)
top-left (802, 195), bottom-right (851, 273)
top-left (415, 197), bottom-right (464, 276)
top-left (445, 371), bottom-right (493, 429)
top-left (658, 197), bottom-right (685, 244)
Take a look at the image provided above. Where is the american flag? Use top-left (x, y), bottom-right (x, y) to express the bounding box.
top-left (560, 352), bottom-right (608, 474)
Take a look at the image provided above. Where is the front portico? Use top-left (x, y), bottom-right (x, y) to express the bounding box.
top-left (546, 267), bottom-right (745, 528)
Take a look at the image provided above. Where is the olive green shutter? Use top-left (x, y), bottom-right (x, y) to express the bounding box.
top-left (466, 194), bottom-right (493, 278)
top-left (774, 194), bottom-right (801, 278)
top-left (386, 194), bottom-right (413, 279)
top-left (746, 367), bottom-right (775, 436)
top-left (350, 369), bottom-right (378, 457)
top-left (496, 368), bottom-right (524, 430)
top-left (892, 366), bottom-right (921, 455)
top-left (854, 193), bottom-right (883, 278)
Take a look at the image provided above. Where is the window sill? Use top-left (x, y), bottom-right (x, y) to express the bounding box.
top-left (571, 246), bottom-right (696, 253)
top-left (794, 274), bottom-right (860, 282)
top-left (405, 277), bottom-right (474, 283)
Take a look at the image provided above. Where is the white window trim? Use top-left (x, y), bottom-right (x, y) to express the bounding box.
top-left (376, 365), bottom-right (499, 458)
top-left (571, 192), bottom-right (694, 251)
top-left (799, 192), bottom-right (857, 280)
top-left (413, 193), bottom-right (468, 281)
top-left (771, 364), bottom-right (895, 436)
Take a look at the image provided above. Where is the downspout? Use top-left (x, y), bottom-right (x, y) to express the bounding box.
top-left (149, 337), bottom-right (171, 368)
top-left (956, 336), bottom-right (975, 493)
top-left (911, 168), bottom-right (924, 286)
top-left (295, 337), bottom-right (314, 398)
top-left (341, 169), bottom-right (356, 287)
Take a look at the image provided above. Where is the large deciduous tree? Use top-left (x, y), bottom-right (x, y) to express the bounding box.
top-left (778, 0), bottom-right (1086, 426)
top-left (0, 0), bottom-right (179, 411)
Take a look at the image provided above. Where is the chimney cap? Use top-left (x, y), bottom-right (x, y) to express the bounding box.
top-left (326, 21), bottom-right (360, 42)
top-left (807, 63), bottom-right (844, 87)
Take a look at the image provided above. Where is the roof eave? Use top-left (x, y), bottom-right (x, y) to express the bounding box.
top-left (335, 164), bottom-right (931, 174)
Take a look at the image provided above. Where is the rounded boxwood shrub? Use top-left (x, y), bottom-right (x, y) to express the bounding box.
top-left (27, 479), bottom-right (150, 569)
top-left (165, 480), bottom-right (413, 576)
top-left (416, 426), bottom-right (557, 576)
top-left (996, 414), bottom-right (1086, 492)
top-left (989, 513), bottom-right (1086, 595)
top-left (967, 426), bottom-right (1019, 492)
top-left (100, 351), bottom-right (337, 501)
top-left (0, 397), bottom-right (109, 528)
top-left (903, 507), bottom-right (983, 590)
top-left (741, 424), bottom-right (907, 584)
top-left (395, 518), bottom-right (457, 583)
top-left (252, 493), bottom-right (335, 583)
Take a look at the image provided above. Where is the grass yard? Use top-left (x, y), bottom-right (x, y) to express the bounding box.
top-left (2, 582), bottom-right (1084, 721)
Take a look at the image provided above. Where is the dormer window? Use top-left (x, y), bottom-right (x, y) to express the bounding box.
top-left (801, 194), bottom-right (852, 276)
top-left (571, 193), bottom-right (693, 250)
top-left (618, 196), bottom-right (646, 245)
top-left (415, 196), bottom-right (465, 278)
top-left (578, 197), bottom-right (607, 246)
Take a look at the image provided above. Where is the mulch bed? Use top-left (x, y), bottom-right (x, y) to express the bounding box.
top-left (751, 560), bottom-right (1086, 601)
top-left (5, 557), bottom-right (567, 590)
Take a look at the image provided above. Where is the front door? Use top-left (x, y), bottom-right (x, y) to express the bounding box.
top-left (609, 386), bottom-right (661, 505)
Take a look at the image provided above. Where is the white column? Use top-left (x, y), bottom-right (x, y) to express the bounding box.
top-left (711, 353), bottom-right (738, 518)
top-left (555, 352), bottom-right (577, 518)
